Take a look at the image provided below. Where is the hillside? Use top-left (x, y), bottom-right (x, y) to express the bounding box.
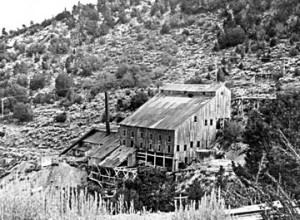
top-left (0, 0), bottom-right (300, 216)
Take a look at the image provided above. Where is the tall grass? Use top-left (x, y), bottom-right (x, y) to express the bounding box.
top-left (0, 180), bottom-right (233, 220)
top-left (174, 189), bottom-right (234, 220)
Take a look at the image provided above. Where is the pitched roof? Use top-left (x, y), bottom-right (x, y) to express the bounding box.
top-left (59, 128), bottom-right (119, 156)
top-left (84, 132), bottom-right (108, 144)
top-left (160, 83), bottom-right (223, 93)
top-left (86, 132), bottom-right (120, 160)
top-left (59, 128), bottom-right (98, 156)
top-left (99, 145), bottom-right (136, 168)
top-left (120, 93), bottom-right (212, 130)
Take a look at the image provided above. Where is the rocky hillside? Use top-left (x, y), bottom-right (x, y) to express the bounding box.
top-left (0, 0), bottom-right (300, 179)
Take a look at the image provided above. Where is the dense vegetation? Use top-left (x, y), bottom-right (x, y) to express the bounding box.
top-left (218, 91), bottom-right (300, 217)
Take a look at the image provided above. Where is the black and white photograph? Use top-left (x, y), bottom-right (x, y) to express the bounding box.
top-left (0, 0), bottom-right (300, 219)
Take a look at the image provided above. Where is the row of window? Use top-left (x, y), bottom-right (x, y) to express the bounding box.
top-left (122, 139), bottom-right (172, 153)
top-left (176, 141), bottom-right (208, 151)
top-left (193, 117), bottom-right (214, 126)
top-left (123, 130), bottom-right (172, 142)
top-left (122, 139), bottom-right (207, 152)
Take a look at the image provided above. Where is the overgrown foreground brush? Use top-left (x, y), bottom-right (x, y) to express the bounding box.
top-left (174, 189), bottom-right (234, 220)
top-left (0, 180), bottom-right (232, 220)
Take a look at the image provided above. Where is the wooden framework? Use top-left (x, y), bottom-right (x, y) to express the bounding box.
top-left (88, 165), bottom-right (137, 189)
top-left (137, 150), bottom-right (174, 171)
top-left (231, 95), bottom-right (276, 117)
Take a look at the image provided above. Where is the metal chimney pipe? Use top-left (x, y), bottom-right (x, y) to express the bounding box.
top-left (105, 91), bottom-right (110, 136)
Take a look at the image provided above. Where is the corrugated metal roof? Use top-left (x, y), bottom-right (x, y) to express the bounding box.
top-left (86, 132), bottom-right (120, 160)
top-left (160, 83), bottom-right (223, 93)
top-left (84, 132), bottom-right (107, 144)
top-left (120, 93), bottom-right (212, 130)
top-left (99, 145), bottom-right (136, 168)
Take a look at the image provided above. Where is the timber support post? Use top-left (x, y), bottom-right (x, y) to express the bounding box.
top-left (105, 91), bottom-right (110, 136)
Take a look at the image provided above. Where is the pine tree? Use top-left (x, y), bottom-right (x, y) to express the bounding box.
top-left (244, 110), bottom-right (272, 176)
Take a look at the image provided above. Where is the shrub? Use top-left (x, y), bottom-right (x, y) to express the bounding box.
top-left (151, 67), bottom-right (165, 80)
top-left (160, 22), bottom-right (171, 35)
top-left (111, 39), bottom-right (117, 47)
top-left (269, 38), bottom-right (277, 47)
top-left (217, 68), bottom-right (226, 82)
top-left (5, 83), bottom-right (29, 105)
top-left (129, 92), bottom-right (148, 110)
top-left (224, 121), bottom-right (243, 143)
top-left (294, 68), bottom-right (300, 77)
top-left (55, 10), bottom-right (72, 21)
top-left (54, 112), bottom-right (67, 123)
top-left (30, 74), bottom-right (46, 90)
top-left (185, 76), bottom-right (203, 84)
top-left (120, 73), bottom-right (135, 88)
top-left (98, 23), bottom-right (110, 36)
top-left (186, 179), bottom-right (205, 206)
top-left (180, 0), bottom-right (201, 15)
top-left (218, 26), bottom-right (246, 49)
top-left (289, 47), bottom-right (299, 57)
top-left (114, 112), bottom-right (125, 123)
top-left (77, 54), bottom-right (103, 76)
top-left (116, 63), bottom-right (128, 79)
top-left (290, 34), bottom-right (300, 45)
top-left (161, 53), bottom-right (176, 66)
top-left (33, 93), bottom-right (46, 104)
top-left (55, 73), bottom-right (74, 97)
top-left (99, 37), bottom-right (106, 45)
top-left (26, 43), bottom-right (46, 57)
top-left (16, 74), bottom-right (28, 88)
top-left (136, 33), bottom-right (144, 41)
top-left (13, 61), bottom-right (29, 75)
top-left (13, 102), bottom-right (34, 122)
top-left (49, 37), bottom-right (70, 54)
top-left (82, 5), bottom-right (100, 21)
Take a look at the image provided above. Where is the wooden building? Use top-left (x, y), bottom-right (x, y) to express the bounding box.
top-left (59, 128), bottom-right (136, 168)
top-left (119, 83), bottom-right (231, 171)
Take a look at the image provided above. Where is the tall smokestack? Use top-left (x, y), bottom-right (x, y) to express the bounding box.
top-left (105, 91), bottom-right (110, 136)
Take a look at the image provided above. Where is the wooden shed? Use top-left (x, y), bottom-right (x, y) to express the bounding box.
top-left (119, 83), bottom-right (231, 171)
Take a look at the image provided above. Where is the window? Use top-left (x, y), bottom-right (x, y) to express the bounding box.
top-left (177, 145), bottom-right (180, 151)
top-left (149, 144), bottom-right (153, 150)
top-left (184, 145), bottom-right (187, 151)
top-left (158, 145), bottom-right (161, 151)
top-left (190, 141), bottom-right (193, 148)
top-left (123, 130), bottom-right (126, 136)
top-left (150, 133), bottom-right (153, 140)
top-left (131, 140), bottom-right (134, 147)
top-left (210, 119), bottom-right (213, 126)
top-left (194, 116), bottom-right (197, 122)
top-left (184, 157), bottom-right (188, 164)
top-left (168, 136), bottom-right (171, 142)
top-left (221, 92), bottom-right (224, 95)
top-left (203, 92), bottom-right (206, 95)
top-left (216, 119), bottom-right (221, 129)
top-left (141, 132), bottom-right (144, 138)
top-left (158, 135), bottom-right (162, 142)
top-left (140, 142), bottom-right (143, 149)
top-left (123, 140), bottom-right (126, 145)
top-left (197, 141), bottom-right (200, 148)
top-left (205, 120), bottom-right (208, 126)
top-left (168, 145), bottom-right (171, 153)
top-left (131, 132), bottom-right (134, 138)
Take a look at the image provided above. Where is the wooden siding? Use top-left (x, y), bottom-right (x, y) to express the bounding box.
top-left (174, 85), bottom-right (231, 169)
top-left (120, 126), bottom-right (175, 155)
